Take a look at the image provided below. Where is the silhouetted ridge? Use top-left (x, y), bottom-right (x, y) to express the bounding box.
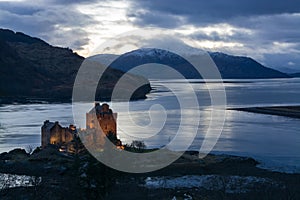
top-left (0, 28), bottom-right (151, 103)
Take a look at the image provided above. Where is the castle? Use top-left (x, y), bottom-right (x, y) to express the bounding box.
top-left (41, 121), bottom-right (76, 148)
top-left (41, 103), bottom-right (121, 151)
top-left (86, 103), bottom-right (117, 136)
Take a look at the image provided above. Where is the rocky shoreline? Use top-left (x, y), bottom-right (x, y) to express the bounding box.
top-left (0, 147), bottom-right (299, 200)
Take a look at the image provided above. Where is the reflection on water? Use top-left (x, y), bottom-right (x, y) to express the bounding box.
top-left (0, 78), bottom-right (300, 172)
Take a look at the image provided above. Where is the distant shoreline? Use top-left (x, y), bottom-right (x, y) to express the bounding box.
top-left (229, 105), bottom-right (300, 119)
top-left (0, 96), bottom-right (148, 106)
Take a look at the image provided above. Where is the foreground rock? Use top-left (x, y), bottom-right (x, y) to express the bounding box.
top-left (0, 148), bottom-right (299, 200)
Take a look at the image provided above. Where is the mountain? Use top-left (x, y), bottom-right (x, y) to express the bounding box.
top-left (209, 52), bottom-right (289, 79)
top-left (0, 29), bottom-right (151, 103)
top-left (289, 73), bottom-right (300, 77)
top-left (272, 66), bottom-right (299, 74)
top-left (91, 48), bottom-right (289, 79)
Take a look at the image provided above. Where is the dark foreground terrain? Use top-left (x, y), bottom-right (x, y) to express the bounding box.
top-left (0, 146), bottom-right (299, 200)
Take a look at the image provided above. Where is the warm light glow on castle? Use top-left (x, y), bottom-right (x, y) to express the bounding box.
top-left (41, 103), bottom-right (122, 152)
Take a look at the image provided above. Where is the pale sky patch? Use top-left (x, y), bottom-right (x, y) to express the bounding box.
top-left (74, 0), bottom-right (136, 56)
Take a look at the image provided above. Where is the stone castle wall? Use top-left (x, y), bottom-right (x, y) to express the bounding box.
top-left (41, 103), bottom-right (118, 149)
top-left (86, 103), bottom-right (117, 136)
top-left (41, 121), bottom-right (75, 148)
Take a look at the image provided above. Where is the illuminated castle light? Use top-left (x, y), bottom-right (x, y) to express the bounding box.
top-left (41, 103), bottom-right (122, 152)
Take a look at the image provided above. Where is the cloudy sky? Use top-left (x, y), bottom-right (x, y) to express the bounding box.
top-left (1, 0), bottom-right (300, 72)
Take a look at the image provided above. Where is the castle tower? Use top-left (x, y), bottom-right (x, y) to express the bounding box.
top-left (86, 103), bottom-right (117, 136)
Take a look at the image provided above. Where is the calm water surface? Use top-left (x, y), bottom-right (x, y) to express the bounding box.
top-left (1, 78), bottom-right (300, 172)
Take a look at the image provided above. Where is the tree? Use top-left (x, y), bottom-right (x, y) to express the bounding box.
top-left (25, 145), bottom-right (33, 154)
top-left (130, 140), bottom-right (146, 151)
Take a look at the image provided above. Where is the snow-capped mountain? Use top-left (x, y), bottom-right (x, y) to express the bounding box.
top-left (91, 48), bottom-right (289, 79)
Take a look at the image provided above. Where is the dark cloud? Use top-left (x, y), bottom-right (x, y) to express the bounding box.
top-left (0, 2), bottom-right (95, 51)
top-left (128, 11), bottom-right (185, 28)
top-left (127, 0), bottom-right (300, 48)
top-left (129, 0), bottom-right (300, 26)
top-left (245, 14), bottom-right (300, 43)
top-left (46, 0), bottom-right (100, 5)
top-left (127, 0), bottom-right (300, 71)
top-left (188, 13), bottom-right (300, 47)
top-left (0, 2), bottom-right (42, 15)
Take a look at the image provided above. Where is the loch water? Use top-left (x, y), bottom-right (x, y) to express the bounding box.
top-left (1, 78), bottom-right (300, 172)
